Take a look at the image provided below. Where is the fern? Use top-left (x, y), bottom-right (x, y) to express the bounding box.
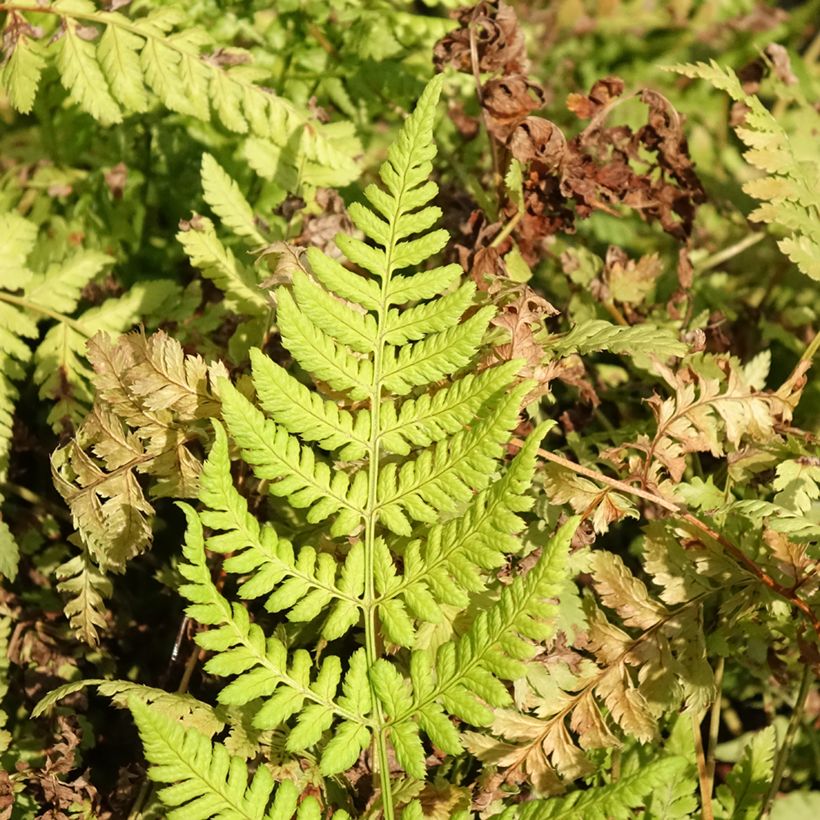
top-left (499, 756), bottom-right (689, 819)
top-left (0, 209), bottom-right (179, 581)
top-left (130, 698), bottom-right (352, 820)
top-left (0, 2), bottom-right (360, 188)
top-left (670, 60), bottom-right (820, 281)
top-left (108, 75), bottom-right (577, 816)
top-left (51, 330), bottom-right (226, 643)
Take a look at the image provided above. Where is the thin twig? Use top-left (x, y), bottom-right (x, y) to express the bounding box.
top-left (468, 12), bottom-right (503, 204)
top-left (693, 711), bottom-right (715, 820)
top-left (694, 232), bottom-right (765, 274)
top-left (705, 656), bottom-right (725, 798)
top-left (760, 665), bottom-right (815, 818)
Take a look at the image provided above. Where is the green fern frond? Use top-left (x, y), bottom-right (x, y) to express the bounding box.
top-left (371, 517), bottom-right (576, 777)
top-left (34, 678), bottom-right (222, 739)
top-left (250, 348), bottom-right (369, 461)
top-left (0, 2), bottom-right (360, 186)
top-left (130, 698), bottom-right (351, 820)
top-left (381, 422), bottom-right (554, 628)
top-left (198, 422), bottom-right (364, 641)
top-left (201, 153), bottom-right (267, 247)
top-left (548, 319), bottom-right (686, 359)
top-left (501, 756), bottom-right (689, 819)
top-left (177, 504), bottom-right (370, 746)
top-left (670, 60), bottom-right (820, 281)
top-left (177, 216), bottom-right (269, 315)
top-left (124, 76), bottom-right (571, 812)
top-left (715, 726), bottom-right (776, 819)
top-left (217, 380), bottom-right (367, 536)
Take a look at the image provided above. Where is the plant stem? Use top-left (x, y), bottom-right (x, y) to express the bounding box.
top-left (760, 664), bottom-right (814, 818)
top-left (490, 210), bottom-right (523, 249)
top-left (693, 711), bottom-right (715, 820)
top-left (705, 656), bottom-right (725, 797)
top-left (694, 232), bottom-right (765, 274)
top-left (508, 439), bottom-right (820, 638)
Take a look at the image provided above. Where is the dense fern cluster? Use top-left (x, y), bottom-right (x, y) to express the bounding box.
top-left (2, 1), bottom-right (819, 817)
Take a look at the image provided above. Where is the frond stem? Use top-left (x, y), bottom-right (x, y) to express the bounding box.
top-left (0, 291), bottom-right (91, 336)
top-left (705, 656), bottom-right (725, 808)
top-left (760, 664), bottom-right (814, 818)
top-left (693, 710), bottom-right (714, 820)
top-left (509, 439), bottom-right (820, 639)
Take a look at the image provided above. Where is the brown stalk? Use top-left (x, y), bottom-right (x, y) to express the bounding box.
top-left (509, 438), bottom-right (820, 639)
top-left (468, 10), bottom-right (503, 204)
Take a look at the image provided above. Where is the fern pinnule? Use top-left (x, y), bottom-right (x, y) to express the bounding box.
top-left (130, 697), bottom-right (352, 819)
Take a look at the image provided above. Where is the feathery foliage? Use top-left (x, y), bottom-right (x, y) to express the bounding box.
top-left (5, 2), bottom-right (819, 817)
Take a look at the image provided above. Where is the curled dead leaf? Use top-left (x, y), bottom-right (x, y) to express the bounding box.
top-left (509, 116), bottom-right (565, 168)
top-left (433, 1), bottom-right (528, 75)
top-left (483, 75), bottom-right (545, 141)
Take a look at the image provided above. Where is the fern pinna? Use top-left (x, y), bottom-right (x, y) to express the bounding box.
top-left (125, 76), bottom-right (575, 817)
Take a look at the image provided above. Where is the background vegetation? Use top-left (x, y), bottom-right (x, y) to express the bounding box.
top-left (0, 0), bottom-right (817, 817)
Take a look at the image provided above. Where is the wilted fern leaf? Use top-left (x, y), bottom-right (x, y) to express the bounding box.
top-left (0, 3), bottom-right (360, 187)
top-left (466, 539), bottom-right (717, 789)
top-left (130, 698), bottom-right (351, 819)
top-left (51, 330), bottom-right (226, 643)
top-left (670, 60), bottom-right (820, 281)
top-left (499, 756), bottom-right (689, 819)
top-left (0, 211), bottom-right (179, 580)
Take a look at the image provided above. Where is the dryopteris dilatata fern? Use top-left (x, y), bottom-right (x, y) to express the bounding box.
top-left (120, 75), bottom-right (575, 817)
top-left (0, 209), bottom-right (178, 583)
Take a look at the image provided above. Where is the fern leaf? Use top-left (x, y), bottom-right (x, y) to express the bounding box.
top-left (385, 421), bottom-right (550, 625)
top-left (0, 519), bottom-right (19, 583)
top-left (97, 18), bottom-right (149, 113)
top-left (0, 19), bottom-right (45, 114)
top-left (376, 384), bottom-right (529, 534)
top-left (198, 422), bottom-right (363, 640)
top-left (304, 247), bottom-right (381, 311)
top-left (291, 268), bottom-right (377, 355)
top-left (130, 698), bottom-right (352, 819)
top-left (385, 518), bottom-right (576, 764)
top-left (250, 349), bottom-right (368, 461)
top-left (24, 250), bottom-right (114, 314)
top-left (381, 306), bottom-right (495, 395)
top-left (379, 361), bottom-right (522, 455)
top-left (274, 288), bottom-right (372, 399)
top-left (715, 726), bottom-right (776, 819)
top-left (548, 319), bottom-right (686, 359)
top-left (671, 60), bottom-right (820, 281)
top-left (177, 504), bottom-right (364, 737)
top-left (383, 281), bottom-right (477, 346)
top-left (56, 15), bottom-right (122, 125)
top-left (177, 216), bottom-right (268, 314)
top-left (504, 756), bottom-right (689, 819)
top-left (217, 380), bottom-right (366, 535)
top-left (0, 212), bottom-right (36, 289)
top-left (55, 539), bottom-right (112, 646)
top-left (201, 154), bottom-right (266, 245)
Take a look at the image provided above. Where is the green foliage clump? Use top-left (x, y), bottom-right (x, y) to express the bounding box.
top-left (0, 1), bottom-right (818, 818)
